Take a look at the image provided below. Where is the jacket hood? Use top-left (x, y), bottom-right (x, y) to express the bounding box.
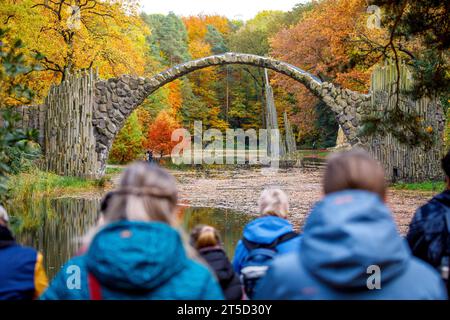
top-left (243, 215), bottom-right (294, 244)
top-left (86, 220), bottom-right (187, 291)
top-left (433, 189), bottom-right (450, 207)
top-left (300, 190), bottom-right (410, 289)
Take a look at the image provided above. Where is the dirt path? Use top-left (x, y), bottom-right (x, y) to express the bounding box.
top-left (169, 167), bottom-right (434, 235)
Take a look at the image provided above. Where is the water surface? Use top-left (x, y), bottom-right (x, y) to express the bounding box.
top-left (7, 197), bottom-right (251, 279)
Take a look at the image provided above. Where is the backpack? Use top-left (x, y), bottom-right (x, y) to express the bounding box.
top-left (239, 231), bottom-right (298, 299)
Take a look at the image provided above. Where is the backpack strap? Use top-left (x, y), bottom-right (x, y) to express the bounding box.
top-left (88, 272), bottom-right (102, 300)
top-left (242, 231), bottom-right (298, 251)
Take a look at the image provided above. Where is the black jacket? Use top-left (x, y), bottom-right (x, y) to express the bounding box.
top-left (407, 189), bottom-right (450, 295)
top-left (407, 190), bottom-right (450, 267)
top-left (199, 247), bottom-right (242, 300)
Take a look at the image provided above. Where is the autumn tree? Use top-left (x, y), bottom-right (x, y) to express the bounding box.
top-left (368, 0), bottom-right (449, 98)
top-left (183, 15), bottom-right (231, 131)
top-left (269, 0), bottom-right (374, 146)
top-left (0, 28), bottom-right (43, 108)
top-left (1, 0), bottom-right (149, 100)
top-left (144, 110), bottom-right (181, 158)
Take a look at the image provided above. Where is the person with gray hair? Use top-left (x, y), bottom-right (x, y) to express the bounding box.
top-left (232, 188), bottom-right (301, 299)
top-left (0, 205), bottom-right (48, 300)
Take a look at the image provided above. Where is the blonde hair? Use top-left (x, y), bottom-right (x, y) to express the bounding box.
top-left (190, 225), bottom-right (221, 250)
top-left (83, 162), bottom-right (182, 247)
top-left (323, 149), bottom-right (387, 199)
top-left (258, 188), bottom-right (289, 218)
top-left (104, 162), bottom-right (178, 224)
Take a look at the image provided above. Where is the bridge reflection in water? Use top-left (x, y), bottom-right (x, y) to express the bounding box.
top-left (7, 198), bottom-right (251, 280)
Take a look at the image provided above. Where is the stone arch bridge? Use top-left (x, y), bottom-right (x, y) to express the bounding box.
top-left (94, 53), bottom-right (369, 172)
top-left (15, 52), bottom-right (443, 181)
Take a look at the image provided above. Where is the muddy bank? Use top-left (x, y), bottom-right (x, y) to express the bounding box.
top-left (172, 168), bottom-right (435, 235)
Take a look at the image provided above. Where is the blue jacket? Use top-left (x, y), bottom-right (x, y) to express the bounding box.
top-left (40, 221), bottom-right (224, 300)
top-left (0, 226), bottom-right (48, 300)
top-left (232, 215), bottom-right (301, 274)
top-left (255, 190), bottom-right (448, 300)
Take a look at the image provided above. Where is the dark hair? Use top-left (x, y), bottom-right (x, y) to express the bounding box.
top-left (441, 150), bottom-right (450, 178)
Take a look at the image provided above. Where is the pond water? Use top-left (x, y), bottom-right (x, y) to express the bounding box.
top-left (7, 197), bottom-right (252, 280)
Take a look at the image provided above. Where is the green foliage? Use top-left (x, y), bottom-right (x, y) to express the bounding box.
top-left (0, 29), bottom-right (42, 200)
top-left (370, 1), bottom-right (449, 98)
top-left (205, 25), bottom-right (228, 54)
top-left (109, 112), bottom-right (144, 164)
top-left (0, 109), bottom-right (41, 198)
top-left (314, 101), bottom-right (339, 148)
top-left (7, 169), bottom-right (104, 202)
top-left (391, 180), bottom-right (446, 192)
top-left (142, 12), bottom-right (191, 65)
top-left (409, 49), bottom-right (450, 99)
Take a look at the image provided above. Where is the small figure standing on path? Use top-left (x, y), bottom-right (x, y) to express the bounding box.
top-left (146, 150), bottom-right (153, 163)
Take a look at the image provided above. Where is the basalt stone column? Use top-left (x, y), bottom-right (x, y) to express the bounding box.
top-left (365, 63), bottom-right (445, 182)
top-left (93, 75), bottom-right (155, 176)
top-left (44, 70), bottom-right (100, 178)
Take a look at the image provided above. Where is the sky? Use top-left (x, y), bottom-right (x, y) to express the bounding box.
top-left (140, 0), bottom-right (305, 21)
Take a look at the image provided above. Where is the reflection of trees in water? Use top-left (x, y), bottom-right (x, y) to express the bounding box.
top-left (8, 200), bottom-right (249, 280)
top-left (182, 207), bottom-right (252, 258)
top-left (9, 198), bottom-right (99, 279)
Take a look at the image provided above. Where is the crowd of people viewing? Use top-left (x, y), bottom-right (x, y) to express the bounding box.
top-left (0, 149), bottom-right (449, 300)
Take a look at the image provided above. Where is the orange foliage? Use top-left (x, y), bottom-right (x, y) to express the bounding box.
top-left (136, 107), bottom-right (152, 132)
top-left (270, 0), bottom-right (377, 135)
top-left (144, 110), bottom-right (181, 156)
top-left (183, 15), bottom-right (230, 43)
top-left (182, 15), bottom-right (231, 128)
top-left (168, 80), bottom-right (183, 116)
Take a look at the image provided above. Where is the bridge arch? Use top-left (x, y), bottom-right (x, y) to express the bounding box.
top-left (93, 52), bottom-right (370, 173)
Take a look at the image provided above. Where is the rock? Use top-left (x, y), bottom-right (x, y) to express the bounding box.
top-left (107, 122), bottom-right (117, 134)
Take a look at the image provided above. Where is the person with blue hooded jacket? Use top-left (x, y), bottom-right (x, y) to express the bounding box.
top-left (255, 150), bottom-right (447, 300)
top-left (232, 188), bottom-right (301, 298)
top-left (40, 162), bottom-right (223, 300)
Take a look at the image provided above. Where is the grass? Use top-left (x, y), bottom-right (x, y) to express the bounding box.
top-left (105, 166), bottom-right (125, 175)
top-left (298, 149), bottom-right (330, 158)
top-left (7, 169), bottom-right (107, 202)
top-left (391, 180), bottom-right (446, 192)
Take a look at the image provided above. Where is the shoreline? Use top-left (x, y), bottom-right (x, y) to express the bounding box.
top-left (173, 168), bottom-right (434, 234)
top-left (9, 167), bottom-right (436, 235)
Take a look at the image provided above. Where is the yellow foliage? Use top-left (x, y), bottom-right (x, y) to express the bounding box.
top-left (1, 0), bottom-right (150, 102)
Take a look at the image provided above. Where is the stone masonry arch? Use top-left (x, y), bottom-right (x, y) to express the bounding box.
top-left (93, 52), bottom-right (370, 174)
